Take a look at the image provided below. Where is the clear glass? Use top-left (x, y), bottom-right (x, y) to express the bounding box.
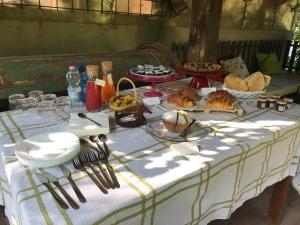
top-left (38, 100), bottom-right (56, 122)
top-left (39, 94), bottom-right (57, 103)
top-left (21, 97), bottom-right (38, 111)
top-left (28, 90), bottom-right (44, 100)
top-left (55, 96), bottom-right (72, 122)
top-left (9, 94), bottom-right (25, 110)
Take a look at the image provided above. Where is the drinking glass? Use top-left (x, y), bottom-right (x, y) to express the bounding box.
top-left (9, 94), bottom-right (25, 110)
top-left (55, 96), bottom-right (72, 122)
top-left (39, 94), bottom-right (57, 103)
top-left (38, 100), bottom-right (56, 122)
top-left (21, 97), bottom-right (38, 111)
top-left (28, 90), bottom-right (44, 100)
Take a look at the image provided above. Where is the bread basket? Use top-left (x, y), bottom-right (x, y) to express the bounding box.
top-left (108, 77), bottom-right (138, 111)
top-left (223, 85), bottom-right (266, 99)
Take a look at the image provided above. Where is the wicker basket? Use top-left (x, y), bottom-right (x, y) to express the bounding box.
top-left (223, 85), bottom-right (266, 99)
top-left (109, 77), bottom-right (138, 111)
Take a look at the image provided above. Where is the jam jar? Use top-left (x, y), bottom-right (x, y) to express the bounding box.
top-left (276, 100), bottom-right (287, 112)
top-left (258, 95), bottom-right (268, 101)
top-left (267, 97), bottom-right (276, 109)
top-left (283, 98), bottom-right (293, 109)
top-left (272, 95), bottom-right (281, 101)
top-left (257, 98), bottom-right (267, 109)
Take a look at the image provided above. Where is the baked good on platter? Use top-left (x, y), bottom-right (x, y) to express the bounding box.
top-left (162, 110), bottom-right (192, 133)
top-left (167, 94), bottom-right (193, 108)
top-left (207, 90), bottom-right (236, 110)
top-left (224, 73), bottom-right (249, 91)
top-left (178, 87), bottom-right (201, 102)
top-left (245, 72), bottom-right (271, 92)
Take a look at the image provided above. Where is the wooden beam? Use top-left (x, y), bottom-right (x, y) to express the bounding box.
top-left (267, 176), bottom-right (292, 225)
top-left (187, 0), bottom-right (223, 64)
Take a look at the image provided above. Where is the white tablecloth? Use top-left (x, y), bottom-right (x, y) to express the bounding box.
top-left (0, 79), bottom-right (300, 225)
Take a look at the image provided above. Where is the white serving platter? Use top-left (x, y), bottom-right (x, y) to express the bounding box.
top-left (15, 132), bottom-right (80, 168)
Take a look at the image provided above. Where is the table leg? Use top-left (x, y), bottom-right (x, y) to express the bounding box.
top-left (267, 176), bottom-right (292, 225)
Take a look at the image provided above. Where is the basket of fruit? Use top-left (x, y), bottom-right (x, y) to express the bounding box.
top-left (108, 77), bottom-right (138, 111)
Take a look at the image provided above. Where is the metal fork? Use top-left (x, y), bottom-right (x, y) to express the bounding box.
top-left (87, 151), bottom-right (115, 189)
top-left (97, 149), bottom-right (120, 188)
top-left (80, 153), bottom-right (110, 189)
top-left (72, 157), bottom-right (108, 194)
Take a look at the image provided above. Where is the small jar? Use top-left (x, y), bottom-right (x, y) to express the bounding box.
top-left (39, 94), bottom-right (57, 103)
top-left (257, 98), bottom-right (267, 109)
top-left (283, 98), bottom-right (294, 109)
top-left (28, 90), bottom-right (44, 100)
top-left (276, 100), bottom-right (287, 112)
top-left (272, 95), bottom-right (281, 101)
top-left (258, 95), bottom-right (268, 101)
top-left (267, 98), bottom-right (276, 109)
top-left (9, 94), bottom-right (25, 110)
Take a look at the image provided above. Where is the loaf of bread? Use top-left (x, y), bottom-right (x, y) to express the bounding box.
top-left (245, 72), bottom-right (271, 91)
top-left (207, 90), bottom-right (236, 110)
top-left (224, 73), bottom-right (249, 91)
top-left (162, 110), bottom-right (191, 133)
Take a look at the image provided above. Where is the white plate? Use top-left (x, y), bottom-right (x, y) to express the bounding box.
top-left (15, 132), bottom-right (80, 168)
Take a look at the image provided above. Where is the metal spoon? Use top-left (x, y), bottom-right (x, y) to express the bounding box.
top-left (79, 138), bottom-right (99, 151)
top-left (89, 135), bottom-right (105, 152)
top-left (98, 134), bottom-right (110, 157)
top-left (78, 113), bottom-right (102, 127)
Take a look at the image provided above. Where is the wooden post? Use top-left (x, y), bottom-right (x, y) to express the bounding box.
top-left (267, 176), bottom-right (292, 225)
top-left (187, 0), bottom-right (224, 64)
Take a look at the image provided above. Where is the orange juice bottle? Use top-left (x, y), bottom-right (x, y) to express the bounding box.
top-left (101, 61), bottom-right (115, 105)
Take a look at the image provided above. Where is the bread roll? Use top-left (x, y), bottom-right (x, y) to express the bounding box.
top-left (264, 75), bottom-right (271, 87)
top-left (224, 73), bottom-right (249, 91)
top-left (245, 71), bottom-right (268, 91)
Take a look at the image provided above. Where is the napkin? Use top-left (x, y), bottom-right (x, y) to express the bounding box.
top-left (67, 112), bottom-right (110, 137)
top-left (143, 97), bottom-right (161, 106)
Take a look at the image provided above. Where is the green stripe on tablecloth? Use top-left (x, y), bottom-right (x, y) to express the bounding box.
top-left (4, 112), bottom-right (73, 225)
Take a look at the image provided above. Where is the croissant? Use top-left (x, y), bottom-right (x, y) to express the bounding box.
top-left (178, 87), bottom-right (201, 102)
top-left (207, 90), bottom-right (236, 110)
top-left (224, 73), bottom-right (249, 91)
top-left (167, 94), bottom-right (194, 108)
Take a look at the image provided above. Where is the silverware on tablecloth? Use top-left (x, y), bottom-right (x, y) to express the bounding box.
top-left (59, 165), bottom-right (86, 203)
top-left (35, 173), bottom-right (69, 210)
top-left (72, 157), bottom-right (108, 194)
top-left (79, 138), bottom-right (99, 151)
top-left (89, 135), bottom-right (105, 152)
top-left (98, 134), bottom-right (110, 157)
top-left (87, 151), bottom-right (115, 189)
top-left (179, 119), bottom-right (197, 138)
top-left (97, 142), bottom-right (120, 189)
top-left (43, 171), bottom-right (79, 209)
top-left (78, 113), bottom-right (102, 127)
top-left (80, 153), bottom-right (110, 189)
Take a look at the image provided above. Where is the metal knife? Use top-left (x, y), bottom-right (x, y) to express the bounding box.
top-left (42, 171), bottom-right (79, 209)
top-left (180, 119), bottom-right (197, 137)
top-left (59, 165), bottom-right (86, 203)
top-left (35, 173), bottom-right (69, 210)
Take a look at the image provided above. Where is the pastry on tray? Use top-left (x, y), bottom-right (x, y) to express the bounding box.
top-left (166, 87), bottom-right (201, 108)
top-left (184, 63), bottom-right (221, 73)
top-left (167, 94), bottom-right (194, 108)
top-left (162, 110), bottom-right (192, 133)
top-left (207, 90), bottom-right (237, 110)
top-left (178, 87), bottom-right (201, 102)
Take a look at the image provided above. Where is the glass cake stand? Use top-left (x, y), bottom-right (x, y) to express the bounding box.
top-left (128, 68), bottom-right (181, 97)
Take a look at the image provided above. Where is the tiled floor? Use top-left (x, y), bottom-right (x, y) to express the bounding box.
top-left (0, 185), bottom-right (299, 225)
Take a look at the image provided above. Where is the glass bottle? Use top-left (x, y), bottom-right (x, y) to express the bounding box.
top-left (101, 61), bottom-right (115, 106)
top-left (77, 63), bottom-right (88, 104)
top-left (66, 65), bottom-right (82, 106)
top-left (86, 65), bottom-right (102, 112)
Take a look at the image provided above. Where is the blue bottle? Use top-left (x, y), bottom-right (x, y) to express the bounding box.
top-left (77, 64), bottom-right (88, 103)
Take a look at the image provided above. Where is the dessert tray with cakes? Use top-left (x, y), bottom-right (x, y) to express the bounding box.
top-left (147, 110), bottom-right (209, 142)
top-left (184, 62), bottom-right (222, 73)
top-left (128, 64), bottom-right (181, 97)
top-left (223, 72), bottom-right (271, 99)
